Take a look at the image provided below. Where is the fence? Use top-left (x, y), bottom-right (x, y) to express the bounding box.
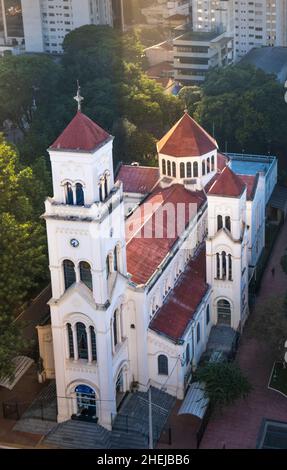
top-left (2, 399), bottom-right (57, 422)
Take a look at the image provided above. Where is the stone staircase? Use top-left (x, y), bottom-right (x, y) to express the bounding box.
top-left (43, 420), bottom-right (111, 449)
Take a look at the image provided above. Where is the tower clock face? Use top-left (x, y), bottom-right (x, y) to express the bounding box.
top-left (70, 238), bottom-right (79, 248)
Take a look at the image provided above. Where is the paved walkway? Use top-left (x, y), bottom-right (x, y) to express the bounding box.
top-left (200, 220), bottom-right (287, 449)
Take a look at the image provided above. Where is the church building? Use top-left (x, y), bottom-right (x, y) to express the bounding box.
top-left (39, 93), bottom-right (275, 430)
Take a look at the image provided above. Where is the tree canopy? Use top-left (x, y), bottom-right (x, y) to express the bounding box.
top-left (0, 135), bottom-right (48, 378)
top-left (195, 361), bottom-right (252, 410)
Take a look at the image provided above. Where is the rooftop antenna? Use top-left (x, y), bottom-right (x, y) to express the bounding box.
top-left (74, 80), bottom-right (84, 112)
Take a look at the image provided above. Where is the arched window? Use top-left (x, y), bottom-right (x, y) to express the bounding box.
top-left (114, 246), bottom-right (118, 272)
top-left (76, 183), bottom-right (84, 206)
top-left (106, 255), bottom-right (110, 279)
top-left (186, 343), bottom-right (190, 365)
top-left (67, 323), bottom-right (74, 358)
top-left (202, 160), bottom-right (206, 176)
top-left (63, 260), bottom-right (76, 290)
top-left (113, 311), bottom-right (118, 347)
top-left (196, 323), bottom-right (201, 343)
top-left (99, 181), bottom-right (104, 202)
top-left (206, 305), bottom-right (210, 325)
top-left (217, 299), bottom-right (231, 325)
top-left (193, 161), bottom-right (198, 177)
top-left (222, 251), bottom-right (227, 279)
top-left (158, 354), bottom-right (168, 375)
top-left (180, 162), bottom-right (185, 179)
top-left (217, 215), bottom-right (223, 231)
top-left (211, 155), bottom-right (215, 171)
top-left (80, 261), bottom-right (92, 290)
top-left (225, 216), bottom-right (231, 231)
top-left (186, 162), bottom-right (192, 178)
top-left (216, 253), bottom-right (220, 279)
top-left (206, 157), bottom-right (210, 173)
top-left (228, 254), bottom-right (232, 280)
top-left (65, 182), bottom-right (73, 205)
top-left (76, 322), bottom-right (88, 360)
top-left (172, 162), bottom-right (176, 177)
top-left (104, 173), bottom-right (109, 199)
top-left (90, 326), bottom-right (97, 361)
top-left (167, 160), bottom-right (171, 176)
top-left (162, 159), bottom-right (166, 175)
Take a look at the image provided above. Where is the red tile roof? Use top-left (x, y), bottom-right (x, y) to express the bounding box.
top-left (217, 152), bottom-right (229, 171)
top-left (116, 165), bottom-right (160, 194)
top-left (50, 111), bottom-right (111, 152)
top-left (238, 174), bottom-right (258, 201)
top-left (208, 166), bottom-right (246, 198)
top-left (126, 184), bottom-right (206, 285)
top-left (157, 113), bottom-right (218, 158)
top-left (150, 246), bottom-right (208, 342)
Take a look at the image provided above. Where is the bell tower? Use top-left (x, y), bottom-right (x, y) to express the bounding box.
top-left (44, 88), bottom-right (129, 430)
top-left (206, 166), bottom-right (249, 331)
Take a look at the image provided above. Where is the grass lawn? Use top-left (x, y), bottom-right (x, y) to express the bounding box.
top-left (269, 362), bottom-right (287, 396)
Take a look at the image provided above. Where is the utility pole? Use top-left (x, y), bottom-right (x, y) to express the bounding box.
top-left (148, 386), bottom-right (153, 449)
top-left (120, 0), bottom-right (125, 32)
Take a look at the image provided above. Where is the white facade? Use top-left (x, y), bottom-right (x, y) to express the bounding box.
top-left (21, 0), bottom-right (113, 54)
top-left (43, 111), bottom-right (273, 430)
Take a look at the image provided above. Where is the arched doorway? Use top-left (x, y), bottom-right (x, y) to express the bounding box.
top-left (74, 385), bottom-right (97, 422)
top-left (115, 367), bottom-right (126, 410)
top-left (217, 299), bottom-right (231, 326)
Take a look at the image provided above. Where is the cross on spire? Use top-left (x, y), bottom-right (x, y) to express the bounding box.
top-left (74, 80), bottom-right (84, 112)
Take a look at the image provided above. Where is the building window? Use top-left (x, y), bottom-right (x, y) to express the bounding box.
top-left (206, 157), bottom-right (210, 173)
top-left (113, 311), bottom-right (118, 347)
top-left (65, 182), bottom-right (73, 205)
top-left (104, 173), bottom-right (109, 199)
top-left (193, 162), bottom-right (198, 177)
top-left (186, 343), bottom-right (190, 365)
top-left (67, 323), bottom-right (74, 358)
top-left (217, 215), bottom-right (223, 231)
top-left (216, 253), bottom-right (220, 279)
top-left (196, 323), bottom-right (201, 343)
top-left (206, 305), bottom-right (210, 325)
top-left (172, 162), bottom-right (176, 177)
top-left (80, 261), bottom-right (92, 290)
top-left (217, 299), bottom-right (231, 326)
top-left (222, 251), bottom-right (227, 279)
top-left (211, 155), bottom-right (215, 171)
top-left (180, 162), bottom-right (185, 178)
top-left (76, 183), bottom-right (84, 206)
top-left (158, 354), bottom-right (168, 375)
top-left (114, 246), bottom-right (118, 272)
top-left (106, 255), bottom-right (110, 279)
top-left (162, 159), bottom-right (166, 175)
top-left (76, 322), bottom-right (88, 360)
top-left (63, 260), bottom-right (76, 290)
top-left (202, 160), bottom-right (206, 176)
top-left (228, 254), bottom-right (232, 280)
top-left (167, 160), bottom-right (171, 176)
top-left (186, 162), bottom-right (192, 178)
top-left (90, 326), bottom-right (97, 361)
top-left (225, 216), bottom-right (231, 231)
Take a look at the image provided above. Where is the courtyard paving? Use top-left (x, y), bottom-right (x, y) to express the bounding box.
top-left (200, 220), bottom-right (287, 449)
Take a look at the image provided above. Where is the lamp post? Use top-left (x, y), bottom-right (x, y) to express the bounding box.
top-left (148, 385), bottom-right (153, 449)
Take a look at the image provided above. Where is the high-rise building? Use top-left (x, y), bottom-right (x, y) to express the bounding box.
top-left (191, 0), bottom-right (287, 60)
top-left (21, 0), bottom-right (113, 54)
top-left (0, 0), bottom-right (24, 44)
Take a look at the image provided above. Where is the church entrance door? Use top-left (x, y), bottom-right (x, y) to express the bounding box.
top-left (74, 385), bottom-right (97, 422)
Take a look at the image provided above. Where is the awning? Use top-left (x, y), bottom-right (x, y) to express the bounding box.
top-left (178, 382), bottom-right (209, 419)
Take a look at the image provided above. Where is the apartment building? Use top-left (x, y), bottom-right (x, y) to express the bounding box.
top-left (191, 1), bottom-right (287, 60)
top-left (173, 29), bottom-right (233, 84)
top-left (21, 0), bottom-right (113, 54)
top-left (0, 0), bottom-right (24, 43)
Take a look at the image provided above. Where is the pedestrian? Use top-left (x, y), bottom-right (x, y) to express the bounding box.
top-left (271, 267), bottom-right (275, 277)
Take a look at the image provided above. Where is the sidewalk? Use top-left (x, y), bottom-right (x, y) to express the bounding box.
top-left (200, 221), bottom-right (287, 448)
